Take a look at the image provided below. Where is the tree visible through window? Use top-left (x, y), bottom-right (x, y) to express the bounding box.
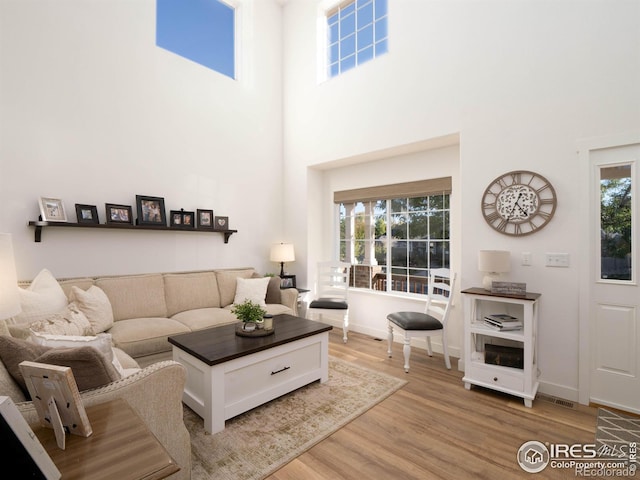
top-left (327, 0), bottom-right (388, 78)
top-left (600, 164), bottom-right (632, 281)
top-left (339, 193), bottom-right (450, 294)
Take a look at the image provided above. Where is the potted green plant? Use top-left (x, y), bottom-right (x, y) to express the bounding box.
top-left (231, 299), bottom-right (267, 331)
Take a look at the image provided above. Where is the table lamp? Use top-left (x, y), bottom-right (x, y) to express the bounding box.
top-left (0, 233), bottom-right (21, 320)
top-left (270, 243), bottom-right (295, 277)
top-left (478, 250), bottom-right (510, 290)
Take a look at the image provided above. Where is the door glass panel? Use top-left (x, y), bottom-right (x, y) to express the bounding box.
top-left (600, 164), bottom-right (632, 281)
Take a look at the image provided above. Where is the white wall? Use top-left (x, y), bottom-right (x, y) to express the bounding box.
top-left (0, 0), bottom-right (285, 280)
top-left (283, 0), bottom-right (640, 400)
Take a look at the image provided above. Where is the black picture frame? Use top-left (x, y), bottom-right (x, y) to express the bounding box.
top-left (136, 195), bottom-right (166, 226)
top-left (105, 203), bottom-right (133, 225)
top-left (75, 204), bottom-right (99, 224)
top-left (280, 275), bottom-right (297, 289)
top-left (214, 216), bottom-right (229, 230)
top-left (197, 209), bottom-right (214, 229)
top-left (170, 209), bottom-right (195, 229)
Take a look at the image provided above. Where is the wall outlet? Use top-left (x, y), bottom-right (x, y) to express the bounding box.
top-left (545, 253), bottom-right (570, 267)
top-left (522, 252), bottom-right (532, 266)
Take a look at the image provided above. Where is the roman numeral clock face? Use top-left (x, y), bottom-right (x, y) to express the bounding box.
top-left (482, 170), bottom-right (557, 236)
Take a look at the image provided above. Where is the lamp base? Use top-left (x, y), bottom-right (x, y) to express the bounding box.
top-left (482, 273), bottom-right (498, 291)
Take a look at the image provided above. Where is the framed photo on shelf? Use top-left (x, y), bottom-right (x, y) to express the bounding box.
top-left (38, 197), bottom-right (67, 222)
top-left (170, 210), bottom-right (195, 229)
top-left (197, 209), bottom-right (214, 229)
top-left (214, 216), bottom-right (229, 230)
top-left (75, 204), bottom-right (99, 224)
top-left (105, 203), bottom-right (133, 225)
top-left (280, 275), bottom-right (296, 289)
top-left (135, 195), bottom-right (166, 226)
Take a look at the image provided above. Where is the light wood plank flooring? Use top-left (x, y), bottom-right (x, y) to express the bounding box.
top-left (268, 329), bottom-right (599, 480)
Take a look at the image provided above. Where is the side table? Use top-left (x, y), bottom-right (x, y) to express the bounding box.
top-left (33, 398), bottom-right (179, 480)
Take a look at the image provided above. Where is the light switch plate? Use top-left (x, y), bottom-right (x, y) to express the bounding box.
top-left (545, 253), bottom-right (570, 267)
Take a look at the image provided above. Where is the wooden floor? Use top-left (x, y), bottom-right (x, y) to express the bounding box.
top-left (267, 329), bottom-right (599, 480)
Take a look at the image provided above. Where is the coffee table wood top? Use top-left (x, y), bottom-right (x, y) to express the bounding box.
top-left (168, 314), bottom-right (332, 366)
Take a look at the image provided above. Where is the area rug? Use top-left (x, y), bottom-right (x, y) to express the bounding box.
top-left (595, 407), bottom-right (640, 452)
top-left (185, 356), bottom-right (407, 480)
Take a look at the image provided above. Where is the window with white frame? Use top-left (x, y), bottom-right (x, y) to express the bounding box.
top-left (327, 0), bottom-right (388, 78)
top-left (336, 178), bottom-right (451, 295)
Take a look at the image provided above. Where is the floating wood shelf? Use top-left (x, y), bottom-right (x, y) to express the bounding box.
top-left (28, 220), bottom-right (237, 243)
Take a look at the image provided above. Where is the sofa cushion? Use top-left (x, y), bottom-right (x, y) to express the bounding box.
top-left (11, 269), bottom-right (68, 325)
top-left (164, 272), bottom-right (221, 317)
top-left (0, 336), bottom-right (120, 397)
top-left (35, 346), bottom-right (121, 393)
top-left (29, 303), bottom-right (94, 336)
top-left (0, 356), bottom-right (26, 402)
top-left (57, 277), bottom-right (95, 298)
top-left (95, 274), bottom-right (168, 321)
top-left (215, 269), bottom-right (255, 307)
top-left (69, 285), bottom-right (114, 333)
top-left (171, 308), bottom-right (238, 331)
top-left (233, 277), bottom-right (270, 306)
top-left (0, 336), bottom-right (48, 397)
top-left (265, 276), bottom-right (282, 305)
top-left (0, 318), bottom-right (9, 336)
top-left (108, 318), bottom-right (190, 358)
top-left (30, 332), bottom-right (125, 377)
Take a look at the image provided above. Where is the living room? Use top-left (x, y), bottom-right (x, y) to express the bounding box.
top-left (0, 0), bottom-right (639, 476)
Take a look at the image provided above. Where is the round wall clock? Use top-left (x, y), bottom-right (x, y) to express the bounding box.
top-left (481, 170), bottom-right (557, 236)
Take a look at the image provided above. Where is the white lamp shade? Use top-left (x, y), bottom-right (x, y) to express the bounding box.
top-left (270, 243), bottom-right (295, 263)
top-left (478, 250), bottom-right (511, 273)
top-left (0, 233), bottom-right (21, 319)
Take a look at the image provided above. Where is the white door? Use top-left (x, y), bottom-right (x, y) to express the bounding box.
top-left (589, 143), bottom-right (640, 414)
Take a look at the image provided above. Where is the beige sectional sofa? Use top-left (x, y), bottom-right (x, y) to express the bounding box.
top-left (25, 267), bottom-right (298, 366)
top-left (0, 267), bottom-right (298, 480)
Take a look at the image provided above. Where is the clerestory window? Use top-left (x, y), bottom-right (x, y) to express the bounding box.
top-left (156, 0), bottom-right (236, 79)
top-left (327, 0), bottom-right (388, 78)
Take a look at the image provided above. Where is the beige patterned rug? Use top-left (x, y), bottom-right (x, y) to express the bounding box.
top-left (185, 356), bottom-right (407, 480)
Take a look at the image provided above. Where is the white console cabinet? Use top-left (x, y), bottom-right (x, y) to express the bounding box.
top-left (461, 287), bottom-right (541, 407)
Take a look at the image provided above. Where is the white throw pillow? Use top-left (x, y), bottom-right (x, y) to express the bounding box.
top-left (233, 277), bottom-right (270, 307)
top-left (68, 285), bottom-right (114, 334)
top-left (10, 269), bottom-right (67, 325)
top-left (29, 302), bottom-right (94, 336)
top-left (29, 331), bottom-right (125, 378)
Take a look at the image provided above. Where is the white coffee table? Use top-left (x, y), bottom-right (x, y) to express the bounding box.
top-left (168, 314), bottom-right (332, 434)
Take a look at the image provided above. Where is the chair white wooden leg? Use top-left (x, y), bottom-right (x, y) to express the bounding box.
top-left (387, 324), bottom-right (394, 357)
top-left (442, 333), bottom-right (451, 370)
top-left (342, 313), bottom-right (349, 343)
top-left (442, 341), bottom-right (451, 369)
top-left (402, 333), bottom-right (411, 373)
top-left (426, 337), bottom-right (433, 356)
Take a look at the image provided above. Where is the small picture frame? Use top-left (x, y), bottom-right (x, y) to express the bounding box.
top-left (214, 216), bottom-right (229, 230)
top-left (197, 209), bottom-right (214, 229)
top-left (19, 361), bottom-right (92, 449)
top-left (136, 195), bottom-right (166, 227)
top-left (75, 204), bottom-right (99, 224)
top-left (280, 275), bottom-right (297, 289)
top-left (170, 209), bottom-right (195, 229)
top-left (105, 203), bottom-right (133, 225)
top-left (39, 197), bottom-right (67, 222)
